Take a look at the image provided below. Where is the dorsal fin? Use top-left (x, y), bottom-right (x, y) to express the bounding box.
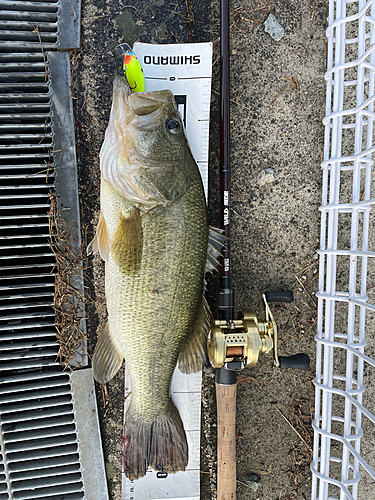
top-left (205, 226), bottom-right (227, 274)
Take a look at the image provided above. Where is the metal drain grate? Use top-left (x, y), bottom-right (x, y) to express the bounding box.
top-left (0, 372), bottom-right (82, 500)
top-left (0, 6), bottom-right (60, 372)
top-left (0, 2), bottom-right (108, 499)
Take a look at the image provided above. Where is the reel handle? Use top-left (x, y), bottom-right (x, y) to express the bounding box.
top-left (279, 353), bottom-right (310, 370)
top-left (264, 290), bottom-right (310, 370)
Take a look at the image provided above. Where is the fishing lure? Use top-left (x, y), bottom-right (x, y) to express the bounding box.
top-left (115, 43), bottom-right (145, 93)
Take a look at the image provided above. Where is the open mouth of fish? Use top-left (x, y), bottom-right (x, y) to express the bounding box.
top-left (100, 76), bottom-right (189, 206)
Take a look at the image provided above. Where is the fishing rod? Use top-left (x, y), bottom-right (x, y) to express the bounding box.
top-left (209, 1), bottom-right (310, 499)
top-left (214, 0), bottom-right (237, 496)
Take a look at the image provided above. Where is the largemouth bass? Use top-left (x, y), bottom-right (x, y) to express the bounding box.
top-left (89, 76), bottom-right (223, 479)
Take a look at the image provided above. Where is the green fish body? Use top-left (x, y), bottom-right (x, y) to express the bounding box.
top-left (89, 77), bottom-right (221, 479)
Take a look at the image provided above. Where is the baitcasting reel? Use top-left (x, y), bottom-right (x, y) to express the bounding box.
top-left (208, 291), bottom-right (310, 372)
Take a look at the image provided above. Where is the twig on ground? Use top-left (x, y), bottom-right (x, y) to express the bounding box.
top-left (32, 23), bottom-right (49, 81)
top-left (272, 405), bottom-right (312, 452)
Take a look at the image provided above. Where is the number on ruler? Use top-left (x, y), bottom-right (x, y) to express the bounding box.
top-left (174, 95), bottom-right (187, 127)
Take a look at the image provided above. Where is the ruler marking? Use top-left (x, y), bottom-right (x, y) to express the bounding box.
top-left (178, 76), bottom-right (211, 80)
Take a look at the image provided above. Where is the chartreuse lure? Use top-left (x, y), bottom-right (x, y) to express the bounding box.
top-left (115, 43), bottom-right (145, 93)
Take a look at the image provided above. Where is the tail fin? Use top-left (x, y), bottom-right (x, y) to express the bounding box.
top-left (123, 401), bottom-right (188, 480)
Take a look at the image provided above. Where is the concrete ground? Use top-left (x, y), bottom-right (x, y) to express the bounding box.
top-left (74, 0), bottom-right (328, 498)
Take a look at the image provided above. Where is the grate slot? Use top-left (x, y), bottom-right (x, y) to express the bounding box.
top-left (0, 124), bottom-right (49, 131)
top-left (0, 135), bottom-right (52, 143)
top-left (0, 232), bottom-right (50, 239)
top-left (0, 196), bottom-right (52, 204)
top-left (13, 483), bottom-right (83, 500)
top-left (0, 282), bottom-right (54, 291)
top-left (0, 291), bottom-right (54, 300)
top-left (0, 219), bottom-right (50, 226)
top-left (0, 21), bottom-right (58, 32)
top-left (0, 252), bottom-right (54, 260)
top-left (0, 113), bottom-right (49, 121)
top-left (0, 348), bottom-right (57, 363)
top-left (0, 144), bottom-right (53, 152)
top-left (1, 406), bottom-right (74, 426)
top-left (0, 29), bottom-right (57, 41)
top-left (0, 40), bottom-right (56, 51)
top-left (2, 414), bottom-right (74, 434)
top-left (0, 41), bottom-right (56, 51)
top-left (8, 454), bottom-right (80, 473)
top-left (0, 307), bottom-right (55, 318)
top-left (0, 214), bottom-right (50, 220)
top-left (0, 371), bottom-right (68, 388)
top-left (0, 339), bottom-right (57, 350)
top-left (6, 434), bottom-right (79, 454)
top-left (12, 472), bottom-right (82, 490)
top-left (0, 2), bottom-right (58, 13)
top-left (0, 321), bottom-right (55, 332)
top-left (10, 463), bottom-right (80, 481)
top-left (0, 207), bottom-right (51, 214)
top-left (0, 84), bottom-right (49, 92)
top-left (1, 395), bottom-right (73, 416)
top-left (0, 242), bottom-right (53, 251)
top-left (0, 360), bottom-right (60, 372)
top-left (15, 492), bottom-right (83, 500)
top-left (0, 103), bottom-right (50, 111)
top-left (0, 387), bottom-right (70, 405)
top-left (5, 424), bottom-right (77, 443)
top-left (0, 305), bottom-right (54, 316)
top-left (0, 12), bottom-right (57, 23)
top-left (7, 443), bottom-right (79, 463)
top-left (0, 333), bottom-right (57, 344)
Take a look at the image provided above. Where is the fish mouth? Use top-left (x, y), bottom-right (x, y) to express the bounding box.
top-left (100, 77), bottom-right (186, 206)
top-left (115, 77), bottom-right (179, 167)
top-left (127, 89), bottom-right (174, 116)
top-left (114, 76), bottom-right (175, 128)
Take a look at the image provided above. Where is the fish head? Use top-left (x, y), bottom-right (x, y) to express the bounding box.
top-left (100, 76), bottom-right (192, 207)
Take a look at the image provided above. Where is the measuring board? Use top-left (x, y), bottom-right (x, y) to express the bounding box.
top-left (122, 42), bottom-right (213, 500)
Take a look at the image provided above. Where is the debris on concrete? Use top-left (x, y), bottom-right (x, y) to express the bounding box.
top-left (264, 13), bottom-right (285, 41)
top-left (258, 167), bottom-right (275, 186)
top-left (244, 472), bottom-right (261, 492)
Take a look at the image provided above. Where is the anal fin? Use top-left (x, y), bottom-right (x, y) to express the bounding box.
top-left (87, 211), bottom-right (110, 261)
top-left (92, 322), bottom-right (124, 384)
top-left (112, 207), bottom-right (143, 274)
top-left (178, 296), bottom-right (212, 374)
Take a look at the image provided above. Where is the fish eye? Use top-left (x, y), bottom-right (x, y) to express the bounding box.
top-left (166, 118), bottom-right (181, 135)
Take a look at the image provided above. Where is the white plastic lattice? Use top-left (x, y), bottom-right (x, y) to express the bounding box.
top-left (311, 0), bottom-right (375, 499)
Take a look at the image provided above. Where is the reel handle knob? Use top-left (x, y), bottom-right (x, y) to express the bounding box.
top-left (265, 290), bottom-right (293, 303)
top-left (278, 353), bottom-right (310, 370)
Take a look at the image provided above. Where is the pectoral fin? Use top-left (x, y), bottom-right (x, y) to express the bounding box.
top-left (112, 207), bottom-right (143, 274)
top-left (178, 296), bottom-right (212, 374)
top-left (87, 211), bottom-right (110, 261)
top-left (92, 322), bottom-right (124, 384)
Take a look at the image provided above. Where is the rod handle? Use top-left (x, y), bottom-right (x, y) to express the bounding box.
top-left (216, 382), bottom-right (237, 500)
top-left (278, 353), bottom-right (310, 370)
